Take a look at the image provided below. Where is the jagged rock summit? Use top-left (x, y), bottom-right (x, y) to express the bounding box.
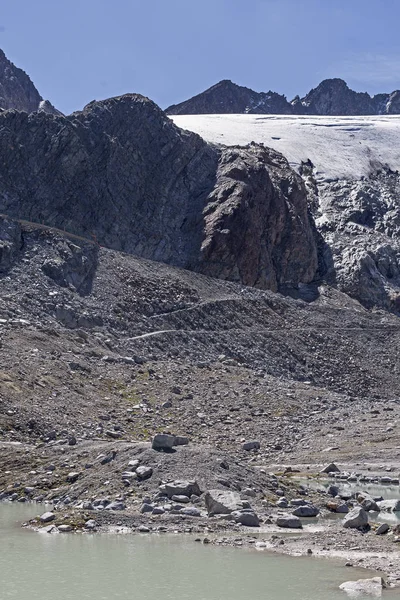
top-left (166, 79), bottom-right (293, 115)
top-left (300, 78), bottom-right (400, 115)
top-left (0, 49), bottom-right (61, 115)
top-left (166, 78), bottom-right (400, 116)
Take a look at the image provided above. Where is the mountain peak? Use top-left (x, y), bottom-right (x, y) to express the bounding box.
top-left (167, 78), bottom-right (400, 116)
top-left (0, 48), bottom-right (61, 114)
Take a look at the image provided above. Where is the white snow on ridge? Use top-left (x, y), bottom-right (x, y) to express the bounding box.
top-left (170, 114), bottom-right (400, 182)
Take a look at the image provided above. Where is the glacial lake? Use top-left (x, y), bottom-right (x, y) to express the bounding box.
top-left (0, 503), bottom-right (385, 600)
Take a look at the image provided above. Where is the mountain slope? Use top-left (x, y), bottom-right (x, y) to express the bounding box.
top-left (166, 80), bottom-right (293, 115)
top-left (166, 78), bottom-right (400, 116)
top-left (0, 94), bottom-right (317, 293)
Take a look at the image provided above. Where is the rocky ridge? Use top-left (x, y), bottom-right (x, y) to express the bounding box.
top-left (0, 94), bottom-right (317, 293)
top-left (0, 49), bottom-right (60, 115)
top-left (166, 78), bottom-right (400, 116)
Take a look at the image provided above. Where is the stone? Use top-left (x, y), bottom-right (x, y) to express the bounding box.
top-left (231, 510), bottom-right (260, 527)
top-left (135, 466), bottom-right (153, 480)
top-left (105, 430), bottom-right (122, 439)
top-left (360, 498), bottom-right (380, 512)
top-left (173, 436), bottom-right (189, 446)
top-left (121, 471), bottom-right (137, 479)
top-left (343, 507), bottom-right (369, 529)
top-left (204, 490), bottom-right (243, 516)
top-left (321, 463), bottom-right (340, 474)
top-left (140, 503), bottom-right (154, 514)
top-left (85, 520), bottom-right (97, 530)
top-left (161, 481), bottom-right (201, 499)
top-left (242, 441), bottom-right (260, 451)
top-left (276, 516), bottom-right (302, 529)
top-left (171, 495), bottom-right (190, 503)
top-left (152, 507), bottom-right (165, 515)
top-left (100, 451), bottom-right (117, 465)
top-left (290, 498), bottom-right (309, 506)
top-left (66, 472), bottom-right (80, 483)
top-left (105, 502), bottom-right (126, 511)
top-left (376, 499), bottom-right (400, 512)
top-left (180, 508), bottom-right (201, 517)
top-left (375, 523), bottom-right (389, 535)
top-left (127, 460), bottom-right (140, 469)
top-left (292, 505), bottom-right (319, 517)
top-left (40, 512), bottom-right (55, 523)
top-left (58, 525), bottom-right (73, 532)
top-left (327, 485), bottom-right (339, 497)
top-left (339, 577), bottom-right (384, 597)
top-left (152, 434), bottom-right (176, 451)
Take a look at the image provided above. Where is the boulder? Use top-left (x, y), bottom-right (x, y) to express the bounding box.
top-left (376, 499), bottom-right (400, 512)
top-left (375, 523), bottom-right (389, 535)
top-left (327, 485), bottom-right (339, 497)
top-left (339, 577), bottom-right (384, 597)
top-left (321, 463), bottom-right (340, 474)
top-left (360, 498), bottom-right (380, 512)
top-left (105, 502), bottom-right (126, 511)
top-left (152, 434), bottom-right (176, 451)
top-left (181, 508), bottom-right (201, 517)
top-left (171, 495), bottom-right (190, 504)
top-left (343, 506), bottom-right (369, 529)
top-left (162, 481), bottom-right (201, 499)
top-left (242, 441), bottom-right (260, 451)
top-left (204, 490), bottom-right (243, 515)
top-left (292, 504), bottom-right (319, 517)
top-left (276, 516), bottom-right (302, 529)
top-left (40, 512), bottom-right (55, 523)
top-left (231, 510), bottom-right (260, 527)
top-left (173, 436), bottom-right (189, 446)
top-left (135, 466), bottom-right (153, 480)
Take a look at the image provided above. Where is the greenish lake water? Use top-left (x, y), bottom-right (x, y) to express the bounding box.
top-left (0, 503), bottom-right (383, 600)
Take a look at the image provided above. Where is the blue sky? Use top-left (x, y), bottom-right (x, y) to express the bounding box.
top-left (2, 0), bottom-right (400, 114)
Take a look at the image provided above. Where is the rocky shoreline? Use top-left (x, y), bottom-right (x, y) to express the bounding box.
top-left (2, 437), bottom-right (400, 591)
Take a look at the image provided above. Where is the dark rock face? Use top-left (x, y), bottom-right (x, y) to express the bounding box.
top-left (0, 49), bottom-right (60, 115)
top-left (0, 94), bottom-right (318, 293)
top-left (166, 80), bottom-right (293, 115)
top-left (0, 215), bottom-right (22, 272)
top-left (199, 144), bottom-right (317, 291)
top-left (166, 78), bottom-right (400, 116)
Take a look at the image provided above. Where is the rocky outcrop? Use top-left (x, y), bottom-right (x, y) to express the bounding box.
top-left (0, 215), bottom-right (21, 272)
top-left (0, 93), bottom-right (318, 293)
top-left (199, 144), bottom-right (317, 290)
top-left (339, 577), bottom-right (385, 597)
top-left (167, 77), bottom-right (400, 116)
top-left (0, 49), bottom-right (60, 114)
top-left (315, 171), bottom-right (400, 313)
